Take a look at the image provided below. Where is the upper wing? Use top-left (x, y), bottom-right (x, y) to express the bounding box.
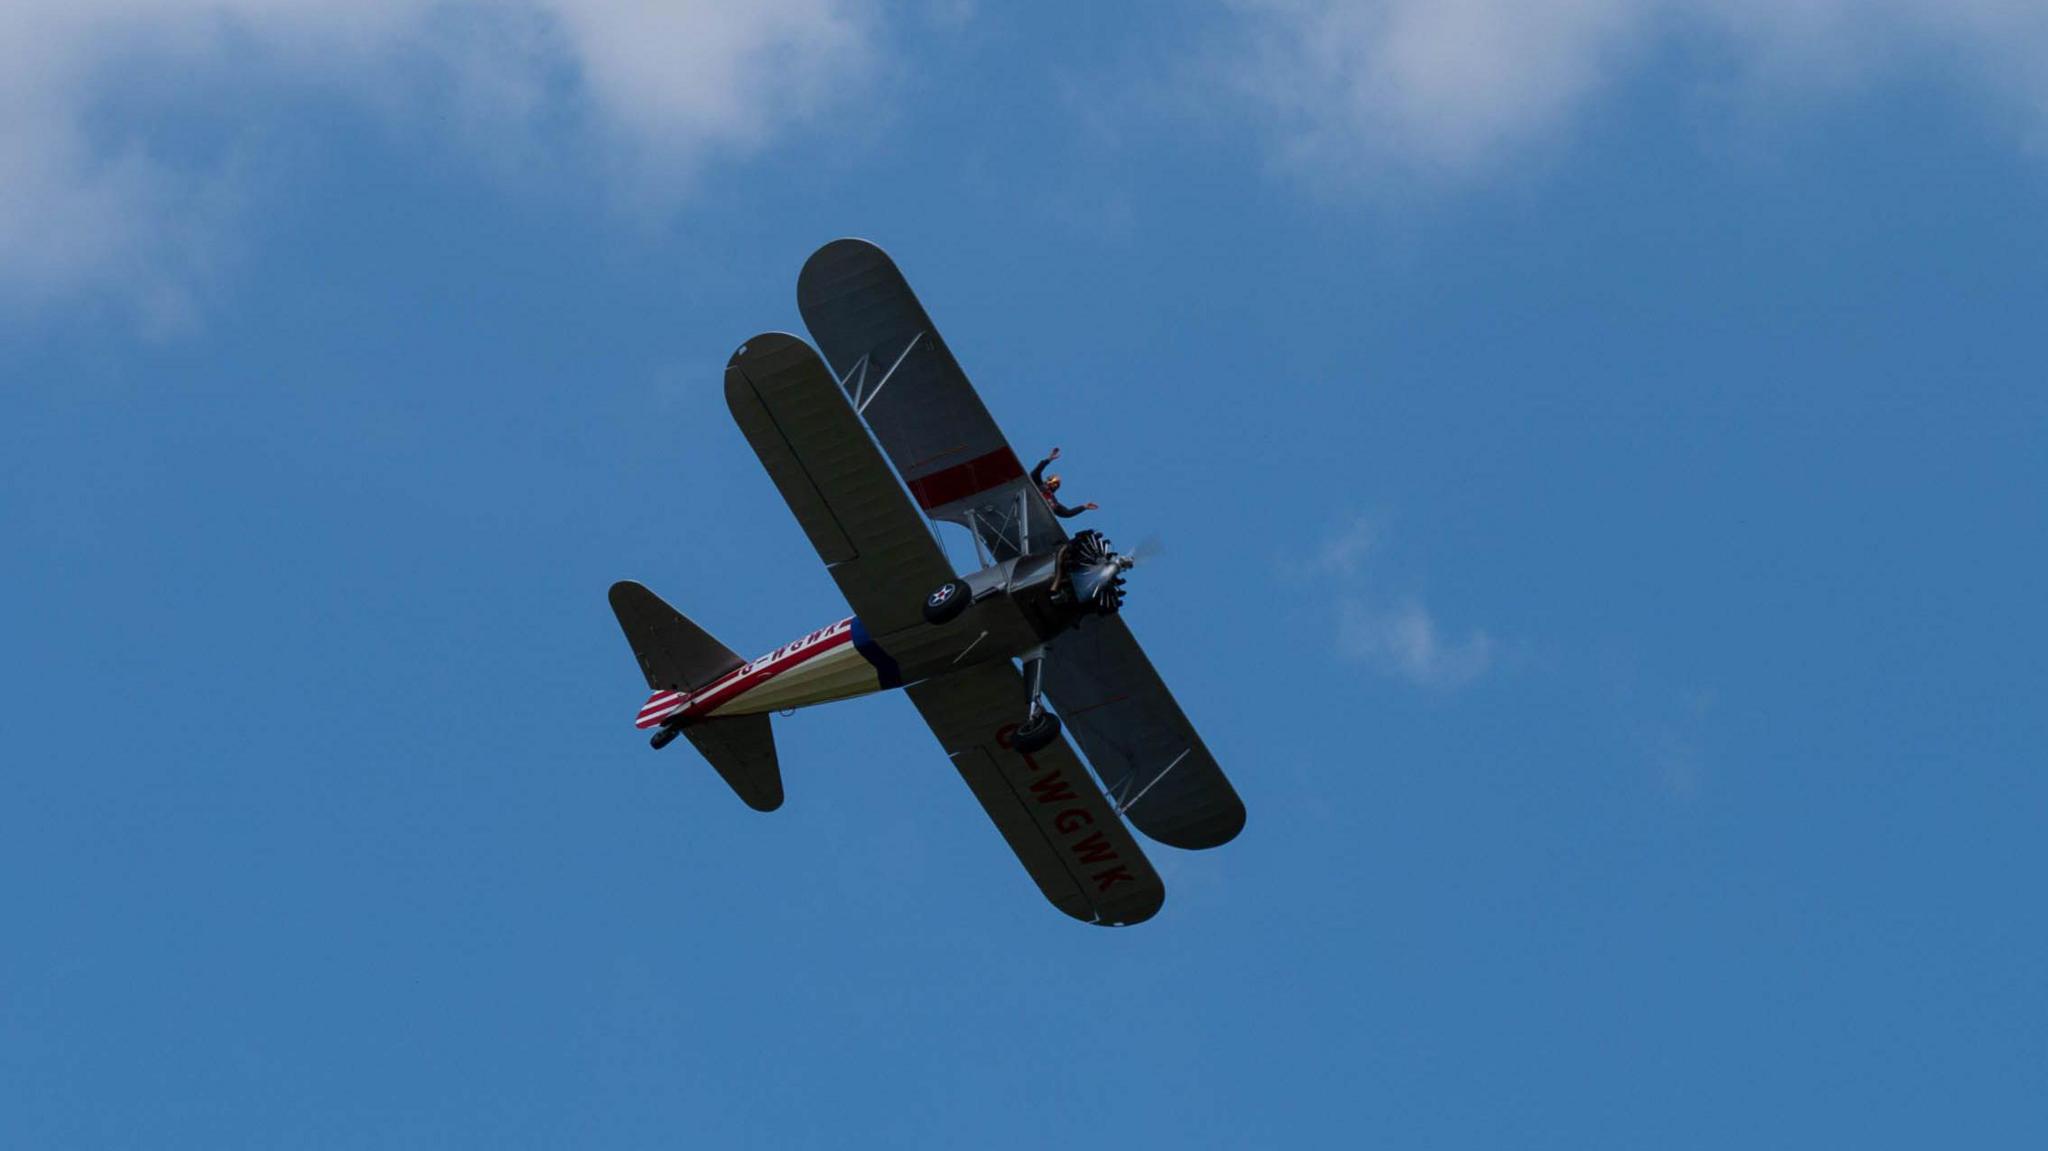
top-left (907, 661), bottom-right (1165, 926)
top-left (798, 238), bottom-right (1062, 561)
top-left (1041, 615), bottom-right (1247, 850)
top-left (800, 241), bottom-right (1246, 850)
top-left (724, 332), bottom-right (956, 634)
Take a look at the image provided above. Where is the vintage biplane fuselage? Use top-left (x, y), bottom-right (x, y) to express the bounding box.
top-left (609, 239), bottom-right (1242, 927)
top-left (635, 533), bottom-right (1134, 731)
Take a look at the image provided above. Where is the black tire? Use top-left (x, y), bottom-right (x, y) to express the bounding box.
top-left (1012, 711), bottom-right (1061, 755)
top-left (923, 579), bottom-right (971, 625)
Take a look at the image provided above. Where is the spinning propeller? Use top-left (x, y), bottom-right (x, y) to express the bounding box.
top-left (1066, 529), bottom-right (1135, 615)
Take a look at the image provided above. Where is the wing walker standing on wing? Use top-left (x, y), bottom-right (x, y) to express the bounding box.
top-left (1030, 446), bottom-right (1098, 519)
top-left (609, 239), bottom-right (1244, 926)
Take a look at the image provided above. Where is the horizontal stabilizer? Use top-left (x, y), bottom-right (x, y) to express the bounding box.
top-left (683, 714), bottom-right (783, 812)
top-left (609, 580), bottom-right (743, 693)
top-left (609, 580), bottom-right (782, 811)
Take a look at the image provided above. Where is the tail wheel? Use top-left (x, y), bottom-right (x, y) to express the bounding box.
top-left (1013, 711), bottom-right (1061, 755)
top-left (923, 579), bottom-right (971, 625)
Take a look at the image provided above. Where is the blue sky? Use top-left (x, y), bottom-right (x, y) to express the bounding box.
top-left (4, 2), bottom-right (2045, 1146)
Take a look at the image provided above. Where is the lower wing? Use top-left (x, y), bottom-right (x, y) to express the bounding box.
top-left (906, 661), bottom-right (1165, 926)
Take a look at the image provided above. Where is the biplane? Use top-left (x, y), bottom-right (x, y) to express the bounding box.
top-left (609, 240), bottom-right (1244, 925)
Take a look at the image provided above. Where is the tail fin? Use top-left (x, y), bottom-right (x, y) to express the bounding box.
top-left (608, 581), bottom-right (783, 812)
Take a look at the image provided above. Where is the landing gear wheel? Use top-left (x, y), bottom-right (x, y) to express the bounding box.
top-left (923, 579), bottom-right (971, 625)
top-left (1012, 711), bottom-right (1062, 755)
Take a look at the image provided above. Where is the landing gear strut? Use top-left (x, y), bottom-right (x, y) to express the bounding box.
top-left (1012, 648), bottom-right (1062, 754)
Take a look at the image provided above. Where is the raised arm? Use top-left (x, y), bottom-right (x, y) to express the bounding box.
top-left (1030, 445), bottom-right (1061, 486)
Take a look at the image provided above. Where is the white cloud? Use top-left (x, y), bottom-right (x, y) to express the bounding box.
top-left (0, 1), bottom-right (876, 318)
top-left (1302, 516), bottom-right (1497, 689)
top-left (1310, 515), bottom-right (1378, 577)
top-left (1229, 0), bottom-right (2048, 178)
top-left (1232, 0), bottom-right (1641, 173)
top-left (1339, 597), bottom-right (1495, 689)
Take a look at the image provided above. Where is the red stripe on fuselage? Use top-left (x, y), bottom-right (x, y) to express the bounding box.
top-left (636, 690), bottom-right (686, 727)
top-left (635, 704), bottom-right (683, 728)
top-left (677, 621), bottom-right (856, 718)
top-left (906, 448), bottom-right (1024, 510)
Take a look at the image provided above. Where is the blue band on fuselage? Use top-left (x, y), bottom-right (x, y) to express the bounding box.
top-left (849, 617), bottom-right (903, 688)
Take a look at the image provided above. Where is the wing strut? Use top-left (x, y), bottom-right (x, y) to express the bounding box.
top-left (844, 329), bottom-right (927, 416)
top-left (1106, 748), bottom-right (1194, 817)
